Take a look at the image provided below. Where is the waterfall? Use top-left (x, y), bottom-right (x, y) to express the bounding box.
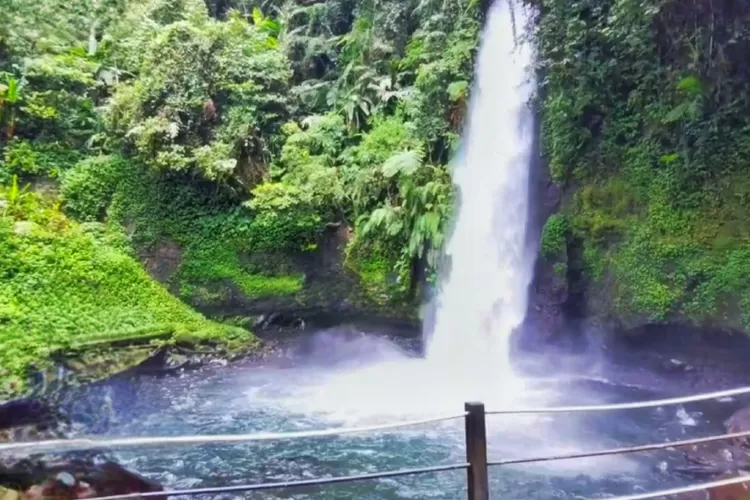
top-left (425, 0), bottom-right (537, 381)
top-left (262, 0), bottom-right (541, 422)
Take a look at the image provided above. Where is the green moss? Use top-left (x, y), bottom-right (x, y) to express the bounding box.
top-left (234, 273), bottom-right (303, 298)
top-left (96, 162), bottom-right (312, 304)
top-left (344, 238), bottom-right (409, 308)
top-left (539, 0), bottom-right (750, 331)
top-left (175, 232), bottom-right (303, 303)
top-left (541, 214), bottom-right (568, 258)
top-left (1, 139), bottom-right (83, 180)
top-left (553, 262), bottom-right (568, 278)
top-left (567, 163), bottom-right (750, 328)
top-left (60, 155), bottom-right (126, 221)
top-left (0, 187), bottom-right (251, 395)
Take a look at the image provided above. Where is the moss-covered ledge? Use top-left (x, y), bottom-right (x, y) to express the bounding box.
top-left (0, 189), bottom-right (259, 400)
top-left (1, 324), bottom-right (258, 403)
top-left (150, 224), bottom-right (421, 326)
top-left (3, 325), bottom-right (259, 402)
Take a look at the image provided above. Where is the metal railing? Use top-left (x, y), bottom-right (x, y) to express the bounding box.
top-left (4, 387), bottom-right (750, 499)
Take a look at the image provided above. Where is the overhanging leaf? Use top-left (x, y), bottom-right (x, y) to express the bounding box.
top-left (382, 150), bottom-right (423, 178)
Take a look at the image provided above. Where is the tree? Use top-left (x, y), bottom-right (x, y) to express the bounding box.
top-left (104, 5), bottom-right (292, 189)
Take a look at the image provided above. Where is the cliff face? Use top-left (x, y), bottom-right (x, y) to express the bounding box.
top-left (142, 223), bottom-right (420, 327)
top-left (525, 0), bottom-right (750, 341)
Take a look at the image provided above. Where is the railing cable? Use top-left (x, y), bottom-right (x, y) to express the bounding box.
top-left (0, 413), bottom-right (467, 454)
top-left (89, 462), bottom-right (470, 500)
top-left (597, 474), bottom-right (750, 500)
top-left (489, 428), bottom-right (750, 467)
top-left (487, 386), bottom-right (750, 415)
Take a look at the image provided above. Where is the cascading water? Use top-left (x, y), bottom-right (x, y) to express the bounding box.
top-left (263, 0), bottom-right (543, 419)
top-left (42, 1), bottom-right (707, 495)
top-left (425, 0), bottom-right (536, 383)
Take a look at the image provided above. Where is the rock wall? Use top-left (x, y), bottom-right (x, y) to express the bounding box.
top-left (142, 224), bottom-right (420, 329)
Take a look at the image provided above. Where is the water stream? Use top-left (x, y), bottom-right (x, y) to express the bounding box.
top-left (426, 0), bottom-right (536, 380)
top-left (39, 1), bottom-right (749, 498)
top-left (86, 339), bottom-right (739, 500)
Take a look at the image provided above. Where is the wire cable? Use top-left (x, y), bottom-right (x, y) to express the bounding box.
top-left (487, 386), bottom-right (750, 415)
top-left (89, 462), bottom-right (470, 500)
top-left (0, 412), bottom-right (467, 454)
top-left (489, 428), bottom-right (750, 466)
top-left (598, 474), bottom-right (750, 500)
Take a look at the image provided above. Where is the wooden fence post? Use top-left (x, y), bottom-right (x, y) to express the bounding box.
top-left (465, 402), bottom-right (489, 500)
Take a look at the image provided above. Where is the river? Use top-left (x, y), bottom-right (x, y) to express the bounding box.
top-left (53, 326), bottom-right (747, 500)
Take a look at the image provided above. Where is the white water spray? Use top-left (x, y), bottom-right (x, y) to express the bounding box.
top-left (260, 0), bottom-right (543, 422)
top-left (240, 4), bottom-right (645, 475)
top-left (426, 0), bottom-right (536, 381)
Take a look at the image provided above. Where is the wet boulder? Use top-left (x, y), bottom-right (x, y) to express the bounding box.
top-left (707, 473), bottom-right (750, 500)
top-left (80, 461), bottom-right (164, 500)
top-left (0, 459), bottom-right (164, 500)
top-left (726, 407), bottom-right (750, 447)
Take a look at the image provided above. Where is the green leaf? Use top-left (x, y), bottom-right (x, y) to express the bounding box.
top-left (447, 80), bottom-right (468, 102)
top-left (382, 150), bottom-right (423, 178)
top-left (677, 76), bottom-right (702, 96)
top-left (660, 153), bottom-right (680, 165)
top-left (252, 7), bottom-right (263, 25)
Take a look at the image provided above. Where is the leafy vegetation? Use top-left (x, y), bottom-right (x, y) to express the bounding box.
top-left (0, 181), bottom-right (247, 395)
top-left (541, 213), bottom-right (567, 259)
top-left (0, 0), bottom-right (481, 391)
top-left (9, 0), bottom-right (749, 397)
top-left (537, 0), bottom-right (750, 330)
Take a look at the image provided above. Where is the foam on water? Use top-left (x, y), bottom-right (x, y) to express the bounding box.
top-left (236, 0), bottom-right (639, 477)
top-left (263, 0), bottom-right (539, 419)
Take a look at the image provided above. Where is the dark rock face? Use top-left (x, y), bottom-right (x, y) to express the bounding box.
top-left (520, 122), bottom-right (568, 350)
top-left (142, 239), bottom-right (182, 283)
top-left (522, 254), bottom-right (569, 347)
top-left (0, 401), bottom-right (58, 433)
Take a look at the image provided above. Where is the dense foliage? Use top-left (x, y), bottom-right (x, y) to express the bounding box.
top-left (0, 0), bottom-right (481, 390)
top-left (0, 179), bottom-right (247, 395)
top-left (8, 0), bottom-right (748, 395)
top-left (537, 0), bottom-right (750, 330)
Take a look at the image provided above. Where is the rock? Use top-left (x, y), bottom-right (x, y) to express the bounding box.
top-left (0, 459), bottom-right (164, 500)
top-left (81, 462), bottom-right (165, 500)
top-left (142, 240), bottom-right (182, 283)
top-left (707, 473), bottom-right (750, 500)
top-left (518, 254), bottom-right (570, 349)
top-left (0, 399), bottom-right (69, 445)
top-left (253, 312), bottom-right (306, 331)
top-left (0, 400), bottom-right (59, 432)
top-left (0, 486), bottom-right (24, 500)
top-left (726, 408), bottom-right (750, 434)
top-left (726, 407), bottom-right (750, 448)
top-left (674, 407), bottom-right (750, 481)
top-left (666, 358), bottom-right (686, 370)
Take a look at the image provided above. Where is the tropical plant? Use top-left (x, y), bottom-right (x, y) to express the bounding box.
top-left (0, 77), bottom-right (21, 140)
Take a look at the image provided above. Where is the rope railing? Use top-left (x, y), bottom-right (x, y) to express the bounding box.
top-left (489, 428), bottom-right (750, 467)
top-left (90, 463), bottom-right (471, 500)
top-left (5, 387), bottom-right (750, 500)
top-left (5, 387), bottom-right (747, 455)
top-left (0, 412), bottom-right (468, 454)
top-left (486, 386), bottom-right (750, 415)
top-left (601, 475), bottom-right (750, 500)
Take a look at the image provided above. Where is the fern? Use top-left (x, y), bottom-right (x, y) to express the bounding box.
top-left (382, 148), bottom-right (424, 177)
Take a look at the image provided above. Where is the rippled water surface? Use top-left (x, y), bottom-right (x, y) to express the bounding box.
top-left (63, 332), bottom-right (745, 500)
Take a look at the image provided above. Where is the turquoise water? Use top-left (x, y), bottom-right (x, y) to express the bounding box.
top-left (62, 333), bottom-right (743, 500)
